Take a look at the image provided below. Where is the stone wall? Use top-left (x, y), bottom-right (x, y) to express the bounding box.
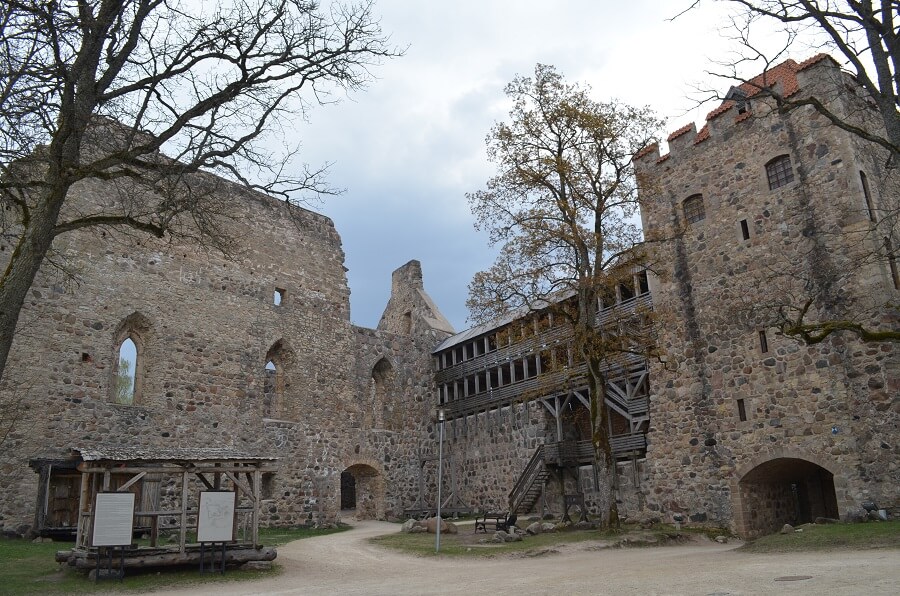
top-left (442, 401), bottom-right (552, 513)
top-left (635, 57), bottom-right (899, 535)
top-left (0, 160), bottom-right (456, 534)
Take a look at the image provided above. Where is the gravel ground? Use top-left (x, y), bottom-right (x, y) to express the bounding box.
top-left (133, 520), bottom-right (900, 596)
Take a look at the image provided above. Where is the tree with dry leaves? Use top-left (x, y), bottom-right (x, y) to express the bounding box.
top-left (0, 0), bottom-right (398, 387)
top-left (467, 64), bottom-right (662, 527)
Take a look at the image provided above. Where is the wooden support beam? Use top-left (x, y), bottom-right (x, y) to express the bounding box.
top-left (75, 471), bottom-right (90, 548)
top-left (252, 470), bottom-right (261, 548)
top-left (116, 472), bottom-right (147, 492)
top-left (179, 472), bottom-right (188, 554)
top-left (224, 472), bottom-right (255, 502)
top-left (195, 473), bottom-right (214, 490)
top-left (78, 465), bottom-right (275, 474)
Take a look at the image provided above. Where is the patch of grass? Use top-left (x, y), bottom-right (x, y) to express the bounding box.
top-left (259, 523), bottom-right (349, 546)
top-left (371, 526), bottom-right (614, 557)
top-left (740, 520), bottom-right (900, 553)
top-left (0, 525), bottom-right (347, 596)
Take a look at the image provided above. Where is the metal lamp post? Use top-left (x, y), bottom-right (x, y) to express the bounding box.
top-left (435, 408), bottom-right (445, 553)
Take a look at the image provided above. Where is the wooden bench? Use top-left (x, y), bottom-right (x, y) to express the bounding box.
top-left (474, 511), bottom-right (516, 533)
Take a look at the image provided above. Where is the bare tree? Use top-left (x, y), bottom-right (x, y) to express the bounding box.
top-left (682, 1), bottom-right (899, 161)
top-left (467, 64), bottom-right (662, 528)
top-left (0, 0), bottom-right (399, 384)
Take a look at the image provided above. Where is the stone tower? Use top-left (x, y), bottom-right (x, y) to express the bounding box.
top-left (635, 55), bottom-right (899, 536)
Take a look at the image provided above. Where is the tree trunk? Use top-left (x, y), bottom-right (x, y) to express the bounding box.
top-left (589, 364), bottom-right (619, 529)
top-left (0, 194), bottom-right (68, 384)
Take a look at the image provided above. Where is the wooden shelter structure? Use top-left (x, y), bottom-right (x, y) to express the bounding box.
top-left (47, 446), bottom-right (277, 570)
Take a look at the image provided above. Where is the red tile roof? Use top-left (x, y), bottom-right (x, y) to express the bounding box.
top-left (694, 124), bottom-right (710, 144)
top-left (705, 53), bottom-right (834, 122)
top-left (667, 123), bottom-right (694, 142)
top-left (634, 143), bottom-right (659, 160)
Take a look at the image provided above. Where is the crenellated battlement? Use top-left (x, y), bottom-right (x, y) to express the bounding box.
top-left (635, 54), bottom-right (839, 169)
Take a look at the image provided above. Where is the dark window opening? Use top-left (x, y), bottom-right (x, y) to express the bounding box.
top-left (261, 473), bottom-right (275, 500)
top-left (466, 376), bottom-right (476, 396)
top-left (465, 343), bottom-right (475, 360)
top-left (525, 355), bottom-right (537, 379)
top-left (740, 219), bottom-right (750, 240)
top-left (475, 338), bottom-right (486, 356)
top-left (476, 371), bottom-right (487, 393)
top-left (402, 311), bottom-right (412, 334)
top-left (487, 334), bottom-right (498, 351)
top-left (538, 350), bottom-right (551, 374)
top-left (489, 368), bottom-right (499, 389)
top-left (500, 363), bottom-right (512, 386)
top-left (861, 171), bottom-right (876, 222)
top-left (766, 155), bottom-right (794, 190)
top-left (513, 359), bottom-right (524, 382)
top-left (619, 281), bottom-right (635, 302)
top-left (274, 288), bottom-right (285, 306)
top-left (683, 194), bottom-right (705, 224)
top-left (886, 237), bottom-right (899, 290)
top-left (737, 399), bottom-right (747, 422)
top-left (599, 286), bottom-right (616, 309)
top-left (759, 330), bottom-right (769, 353)
top-left (454, 346), bottom-right (463, 364)
top-left (637, 271), bottom-right (650, 295)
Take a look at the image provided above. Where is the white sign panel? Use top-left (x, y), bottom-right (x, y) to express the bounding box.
top-left (198, 491), bottom-right (236, 542)
top-left (92, 492), bottom-right (135, 547)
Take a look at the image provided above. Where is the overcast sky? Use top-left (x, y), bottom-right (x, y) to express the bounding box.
top-left (291, 0), bottom-right (780, 332)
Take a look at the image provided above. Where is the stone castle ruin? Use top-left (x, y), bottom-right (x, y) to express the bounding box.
top-left (0, 55), bottom-right (897, 539)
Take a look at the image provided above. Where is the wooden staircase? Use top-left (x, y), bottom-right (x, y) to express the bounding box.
top-left (508, 445), bottom-right (550, 515)
top-left (508, 435), bottom-right (648, 515)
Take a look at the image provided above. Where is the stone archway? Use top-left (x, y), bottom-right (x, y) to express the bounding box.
top-left (340, 463), bottom-right (384, 520)
top-left (734, 457), bottom-right (839, 537)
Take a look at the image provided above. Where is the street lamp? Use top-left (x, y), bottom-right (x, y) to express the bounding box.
top-left (435, 408), bottom-right (445, 553)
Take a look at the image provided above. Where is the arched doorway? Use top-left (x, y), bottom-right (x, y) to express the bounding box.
top-left (340, 464), bottom-right (383, 520)
top-left (736, 457), bottom-right (838, 537)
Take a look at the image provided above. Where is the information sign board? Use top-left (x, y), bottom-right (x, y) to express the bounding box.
top-left (92, 492), bottom-right (135, 547)
top-left (198, 491), bottom-right (236, 543)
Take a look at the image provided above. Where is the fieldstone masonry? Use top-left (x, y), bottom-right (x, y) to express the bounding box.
top-left (0, 55), bottom-right (897, 539)
top-left (635, 56), bottom-right (898, 536)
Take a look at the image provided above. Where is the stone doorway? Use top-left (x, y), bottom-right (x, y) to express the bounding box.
top-left (340, 463), bottom-right (384, 520)
top-left (736, 457), bottom-right (838, 537)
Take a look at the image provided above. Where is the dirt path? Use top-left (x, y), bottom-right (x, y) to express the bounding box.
top-left (139, 520), bottom-right (900, 595)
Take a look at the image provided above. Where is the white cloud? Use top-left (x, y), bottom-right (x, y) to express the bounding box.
top-left (287, 0), bottom-right (809, 330)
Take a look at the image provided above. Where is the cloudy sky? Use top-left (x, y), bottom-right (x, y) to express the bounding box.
top-left (291, 0), bottom-right (784, 332)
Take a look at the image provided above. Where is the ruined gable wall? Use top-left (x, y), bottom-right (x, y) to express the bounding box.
top-left (0, 175), bottom-right (357, 532)
top-left (635, 59), bottom-right (898, 531)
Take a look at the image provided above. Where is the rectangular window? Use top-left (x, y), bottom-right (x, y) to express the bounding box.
top-left (759, 330), bottom-right (769, 353)
top-left (886, 237), bottom-right (899, 290)
top-left (637, 271), bottom-right (650, 295)
top-left (766, 155), bottom-right (794, 190)
top-left (274, 288), bottom-right (285, 306)
top-left (740, 219), bottom-right (750, 240)
top-left (737, 399), bottom-right (747, 422)
top-left (861, 171), bottom-right (876, 223)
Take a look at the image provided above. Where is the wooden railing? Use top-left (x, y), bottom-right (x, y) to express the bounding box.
top-left (508, 445), bottom-right (547, 514)
top-left (442, 355), bottom-right (648, 419)
top-left (435, 293), bottom-right (652, 384)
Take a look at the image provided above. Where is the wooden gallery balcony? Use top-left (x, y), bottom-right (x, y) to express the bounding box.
top-left (433, 280), bottom-right (653, 450)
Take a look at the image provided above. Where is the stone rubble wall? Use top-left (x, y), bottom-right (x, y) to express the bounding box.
top-left (1, 170), bottom-right (386, 533)
top-left (635, 58), bottom-right (899, 533)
